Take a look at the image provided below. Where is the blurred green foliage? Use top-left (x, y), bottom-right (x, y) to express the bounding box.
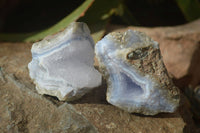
top-left (176, 0), bottom-right (200, 21)
top-left (0, 0), bottom-right (200, 42)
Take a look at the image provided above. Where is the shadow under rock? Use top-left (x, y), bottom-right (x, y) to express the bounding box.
top-left (42, 78), bottom-right (108, 106)
top-left (178, 93), bottom-right (199, 133)
top-left (173, 43), bottom-right (200, 132)
top-left (133, 111), bottom-right (180, 118)
top-left (69, 78), bottom-right (108, 105)
top-left (43, 95), bottom-right (65, 106)
top-left (174, 43), bottom-right (200, 88)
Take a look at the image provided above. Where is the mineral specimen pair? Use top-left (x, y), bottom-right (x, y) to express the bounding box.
top-left (28, 22), bottom-right (180, 115)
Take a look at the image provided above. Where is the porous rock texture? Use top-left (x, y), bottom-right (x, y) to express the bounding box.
top-left (109, 19), bottom-right (200, 89)
top-left (95, 30), bottom-right (179, 115)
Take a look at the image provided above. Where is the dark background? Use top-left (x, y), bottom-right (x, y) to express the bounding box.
top-left (0, 0), bottom-right (187, 33)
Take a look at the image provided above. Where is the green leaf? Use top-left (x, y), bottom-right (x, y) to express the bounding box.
top-left (176, 0), bottom-right (200, 21)
top-left (0, 0), bottom-right (94, 42)
top-left (79, 0), bottom-right (138, 42)
top-left (90, 23), bottom-right (106, 43)
top-left (78, 0), bottom-right (120, 42)
top-left (79, 0), bottom-right (121, 24)
top-left (116, 4), bottom-right (139, 25)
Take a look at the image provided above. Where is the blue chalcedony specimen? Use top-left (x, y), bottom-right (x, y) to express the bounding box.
top-left (95, 30), bottom-right (180, 115)
top-left (28, 22), bottom-right (102, 101)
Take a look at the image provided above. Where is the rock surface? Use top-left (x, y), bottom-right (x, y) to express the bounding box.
top-left (0, 70), bottom-right (97, 133)
top-left (74, 104), bottom-right (185, 133)
top-left (1, 20), bottom-right (200, 132)
top-left (0, 42), bottom-right (98, 133)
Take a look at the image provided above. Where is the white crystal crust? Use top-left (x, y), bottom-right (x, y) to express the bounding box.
top-left (28, 22), bottom-right (102, 101)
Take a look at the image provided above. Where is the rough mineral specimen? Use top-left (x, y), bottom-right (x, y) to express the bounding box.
top-left (95, 30), bottom-right (180, 115)
top-left (28, 22), bottom-right (102, 101)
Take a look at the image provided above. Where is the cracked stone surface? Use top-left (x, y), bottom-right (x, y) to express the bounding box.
top-left (1, 19), bottom-right (200, 133)
top-left (0, 70), bottom-right (97, 133)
